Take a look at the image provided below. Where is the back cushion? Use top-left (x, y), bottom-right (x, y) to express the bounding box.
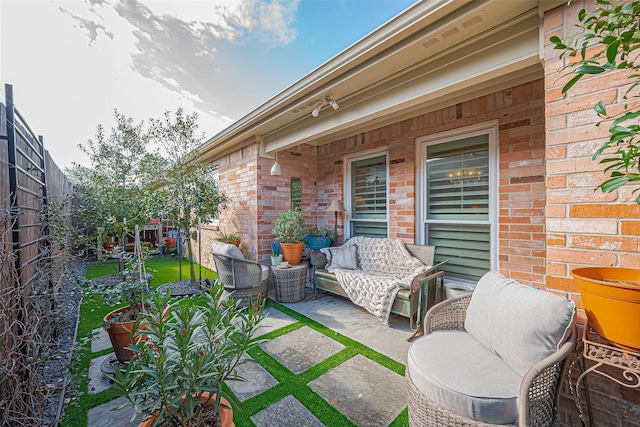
top-left (211, 241), bottom-right (244, 260)
top-left (464, 271), bottom-right (575, 376)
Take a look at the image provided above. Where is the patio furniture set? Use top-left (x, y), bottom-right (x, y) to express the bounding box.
top-left (211, 238), bottom-right (577, 426)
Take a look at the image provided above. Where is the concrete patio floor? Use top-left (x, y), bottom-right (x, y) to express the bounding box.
top-left (86, 289), bottom-right (415, 426)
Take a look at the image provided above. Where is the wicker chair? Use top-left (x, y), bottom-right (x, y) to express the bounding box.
top-left (406, 271), bottom-right (576, 427)
top-left (211, 242), bottom-right (268, 308)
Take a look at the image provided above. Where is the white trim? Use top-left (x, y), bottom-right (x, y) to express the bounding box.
top-left (415, 120), bottom-right (499, 271)
top-left (343, 147), bottom-right (390, 239)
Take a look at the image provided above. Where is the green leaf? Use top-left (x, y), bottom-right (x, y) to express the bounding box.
top-left (599, 176), bottom-right (630, 193)
top-left (562, 74), bottom-right (582, 93)
top-left (575, 64), bottom-right (606, 75)
top-left (594, 101), bottom-right (607, 115)
top-left (606, 40), bottom-right (620, 64)
top-left (613, 111), bottom-right (640, 127)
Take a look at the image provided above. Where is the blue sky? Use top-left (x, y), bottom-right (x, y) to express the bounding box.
top-left (0, 0), bottom-right (414, 169)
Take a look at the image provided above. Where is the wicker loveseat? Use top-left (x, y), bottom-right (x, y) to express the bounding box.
top-left (211, 241), bottom-right (268, 308)
top-left (311, 237), bottom-right (444, 329)
top-left (406, 271), bottom-right (576, 427)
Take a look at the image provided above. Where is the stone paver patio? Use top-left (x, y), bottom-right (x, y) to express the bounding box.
top-left (86, 289), bottom-right (414, 426)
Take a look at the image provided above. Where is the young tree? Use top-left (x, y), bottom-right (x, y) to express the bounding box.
top-left (68, 110), bottom-right (158, 262)
top-left (150, 108), bottom-right (229, 283)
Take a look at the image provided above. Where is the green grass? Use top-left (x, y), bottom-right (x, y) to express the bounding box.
top-left (62, 258), bottom-right (408, 427)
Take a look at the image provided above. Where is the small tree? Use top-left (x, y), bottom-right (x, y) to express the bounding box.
top-left (551, 0), bottom-right (640, 200)
top-left (150, 109), bottom-right (229, 283)
top-left (68, 110), bottom-right (158, 265)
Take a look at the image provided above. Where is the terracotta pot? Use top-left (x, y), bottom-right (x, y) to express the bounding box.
top-left (571, 267), bottom-right (640, 351)
top-left (104, 305), bottom-right (145, 363)
top-left (280, 242), bottom-right (304, 265)
top-left (103, 242), bottom-right (117, 251)
top-left (138, 393), bottom-right (234, 427)
top-left (219, 239), bottom-right (241, 248)
top-left (164, 237), bottom-right (176, 248)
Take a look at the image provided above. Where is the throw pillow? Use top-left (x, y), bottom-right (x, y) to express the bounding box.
top-left (320, 245), bottom-right (359, 272)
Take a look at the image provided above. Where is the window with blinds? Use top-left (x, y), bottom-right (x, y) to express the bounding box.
top-left (349, 155), bottom-right (388, 238)
top-left (425, 134), bottom-right (491, 281)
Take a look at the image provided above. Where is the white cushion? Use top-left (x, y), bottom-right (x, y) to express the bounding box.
top-left (464, 271), bottom-right (575, 376)
top-left (408, 330), bottom-right (520, 425)
top-left (321, 244), bottom-right (358, 272)
top-left (211, 241), bottom-right (244, 260)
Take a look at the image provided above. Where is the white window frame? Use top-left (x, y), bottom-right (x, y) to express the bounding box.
top-left (343, 147), bottom-right (390, 240)
top-left (415, 120), bottom-right (499, 274)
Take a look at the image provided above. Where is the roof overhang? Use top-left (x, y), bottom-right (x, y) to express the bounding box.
top-left (200, 0), bottom-right (564, 163)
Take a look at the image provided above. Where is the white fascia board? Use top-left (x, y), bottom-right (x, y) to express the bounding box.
top-left (264, 23), bottom-right (540, 152)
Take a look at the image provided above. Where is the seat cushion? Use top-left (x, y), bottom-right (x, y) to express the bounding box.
top-left (407, 330), bottom-right (521, 425)
top-left (464, 271), bottom-right (576, 376)
top-left (211, 241), bottom-right (244, 259)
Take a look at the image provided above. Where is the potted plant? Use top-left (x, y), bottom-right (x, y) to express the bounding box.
top-left (111, 282), bottom-right (264, 427)
top-left (304, 227), bottom-right (337, 251)
top-left (216, 230), bottom-right (241, 248)
top-left (272, 209), bottom-right (307, 265)
top-left (270, 241), bottom-right (283, 266)
top-left (88, 235), bottom-right (154, 363)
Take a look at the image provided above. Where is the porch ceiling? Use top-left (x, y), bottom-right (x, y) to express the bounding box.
top-left (200, 0), bottom-right (552, 163)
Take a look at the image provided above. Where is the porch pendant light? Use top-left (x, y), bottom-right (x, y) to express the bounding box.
top-left (270, 150), bottom-right (281, 176)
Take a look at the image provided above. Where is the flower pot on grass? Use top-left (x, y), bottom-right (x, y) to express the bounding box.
top-left (138, 393), bottom-right (234, 427)
top-left (104, 304), bottom-right (145, 363)
top-left (571, 267), bottom-right (640, 351)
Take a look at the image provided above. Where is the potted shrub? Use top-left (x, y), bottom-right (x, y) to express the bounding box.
top-left (270, 241), bottom-right (283, 266)
top-left (272, 209), bottom-right (307, 265)
top-left (216, 231), bottom-right (241, 248)
top-left (111, 282), bottom-right (264, 427)
top-left (87, 240), bottom-right (153, 363)
top-left (304, 227), bottom-right (337, 251)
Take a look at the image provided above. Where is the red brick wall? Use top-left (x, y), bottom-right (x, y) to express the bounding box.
top-left (544, 1), bottom-right (640, 425)
top-left (316, 81), bottom-right (546, 286)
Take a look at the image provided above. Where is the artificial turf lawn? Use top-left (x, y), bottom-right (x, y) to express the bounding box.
top-left (62, 258), bottom-right (408, 427)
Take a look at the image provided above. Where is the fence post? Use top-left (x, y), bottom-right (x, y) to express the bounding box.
top-left (5, 83), bottom-right (23, 283)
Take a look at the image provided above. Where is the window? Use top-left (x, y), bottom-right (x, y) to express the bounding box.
top-left (345, 150), bottom-right (388, 238)
top-left (291, 177), bottom-right (302, 211)
top-left (417, 123), bottom-right (498, 282)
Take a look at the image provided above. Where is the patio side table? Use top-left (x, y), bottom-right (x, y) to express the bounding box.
top-left (272, 264), bottom-right (307, 303)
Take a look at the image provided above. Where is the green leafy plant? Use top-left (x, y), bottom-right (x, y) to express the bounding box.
top-left (111, 282), bottom-right (264, 426)
top-left (551, 0), bottom-right (640, 200)
top-left (308, 227), bottom-right (337, 242)
top-left (150, 109), bottom-right (230, 283)
top-left (216, 231), bottom-right (241, 242)
top-left (272, 209), bottom-right (307, 243)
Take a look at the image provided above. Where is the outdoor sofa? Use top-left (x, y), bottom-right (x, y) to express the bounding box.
top-left (406, 271), bottom-right (576, 426)
top-left (311, 236), bottom-right (444, 329)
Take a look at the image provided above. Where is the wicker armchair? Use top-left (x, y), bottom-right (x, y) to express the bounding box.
top-left (211, 242), bottom-right (268, 308)
top-left (406, 271), bottom-right (576, 427)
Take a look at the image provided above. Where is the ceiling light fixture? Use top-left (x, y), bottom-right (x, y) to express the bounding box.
top-left (328, 98), bottom-right (339, 110)
top-left (270, 150), bottom-right (281, 176)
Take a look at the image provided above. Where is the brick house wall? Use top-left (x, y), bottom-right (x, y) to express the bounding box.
top-left (544, 1), bottom-right (640, 425)
top-left (316, 80), bottom-right (546, 287)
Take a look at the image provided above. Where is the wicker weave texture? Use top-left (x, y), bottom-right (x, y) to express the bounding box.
top-left (212, 253), bottom-right (268, 308)
top-left (272, 264), bottom-right (307, 303)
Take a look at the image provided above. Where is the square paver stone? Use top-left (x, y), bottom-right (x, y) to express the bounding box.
top-left (309, 354), bottom-right (406, 427)
top-left (254, 307), bottom-right (297, 338)
top-left (251, 395), bottom-right (325, 427)
top-left (87, 396), bottom-right (142, 427)
top-left (260, 326), bottom-right (345, 374)
top-left (88, 353), bottom-right (115, 394)
top-left (226, 355), bottom-right (278, 402)
top-left (91, 328), bottom-right (111, 353)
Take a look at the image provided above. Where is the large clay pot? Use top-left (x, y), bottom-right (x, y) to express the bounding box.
top-left (280, 242), bottom-right (304, 265)
top-left (571, 267), bottom-right (640, 351)
top-left (104, 305), bottom-right (144, 363)
top-left (164, 237), bottom-right (176, 248)
top-left (103, 242), bottom-right (117, 251)
top-left (138, 393), bottom-right (234, 427)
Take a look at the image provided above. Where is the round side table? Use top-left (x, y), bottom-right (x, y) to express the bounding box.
top-left (272, 264), bottom-right (307, 303)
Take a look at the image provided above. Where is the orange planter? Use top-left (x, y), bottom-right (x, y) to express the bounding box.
top-left (280, 242), bottom-right (304, 265)
top-left (138, 393), bottom-right (234, 427)
top-left (571, 267), bottom-right (640, 351)
top-left (164, 237), bottom-right (176, 248)
top-left (104, 305), bottom-right (142, 363)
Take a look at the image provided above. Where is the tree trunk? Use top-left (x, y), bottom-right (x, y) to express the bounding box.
top-left (186, 235), bottom-right (196, 283)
